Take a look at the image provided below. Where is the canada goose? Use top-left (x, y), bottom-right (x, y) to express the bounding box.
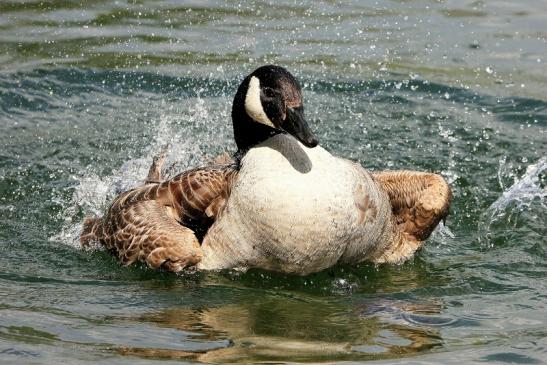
top-left (81, 65), bottom-right (451, 275)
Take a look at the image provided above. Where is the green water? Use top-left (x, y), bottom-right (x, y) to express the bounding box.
top-left (0, 1), bottom-right (546, 364)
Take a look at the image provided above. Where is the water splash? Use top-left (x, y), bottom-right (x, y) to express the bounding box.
top-left (431, 222), bottom-right (455, 240)
top-left (50, 154), bottom-right (156, 249)
top-left (50, 173), bottom-right (112, 248)
top-left (479, 157), bottom-right (546, 247)
top-left (50, 96), bottom-right (223, 248)
top-left (490, 157), bottom-right (546, 212)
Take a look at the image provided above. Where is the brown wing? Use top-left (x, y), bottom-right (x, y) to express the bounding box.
top-left (372, 170), bottom-right (451, 243)
top-left (80, 162), bottom-right (238, 271)
top-left (157, 165), bottom-right (239, 237)
top-left (89, 199), bottom-right (202, 272)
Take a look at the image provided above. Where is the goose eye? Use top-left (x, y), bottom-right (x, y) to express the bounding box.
top-left (262, 87), bottom-right (276, 99)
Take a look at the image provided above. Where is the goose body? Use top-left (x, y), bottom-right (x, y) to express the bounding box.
top-left (81, 65), bottom-right (451, 275)
top-left (200, 134), bottom-right (394, 274)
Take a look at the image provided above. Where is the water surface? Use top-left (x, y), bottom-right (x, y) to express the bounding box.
top-left (0, 1), bottom-right (546, 364)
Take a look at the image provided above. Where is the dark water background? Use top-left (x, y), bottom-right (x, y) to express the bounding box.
top-left (0, 1), bottom-right (546, 364)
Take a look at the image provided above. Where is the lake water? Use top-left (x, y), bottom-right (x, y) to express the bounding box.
top-left (0, 1), bottom-right (546, 364)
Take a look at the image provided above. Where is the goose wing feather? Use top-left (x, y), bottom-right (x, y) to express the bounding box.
top-left (372, 170), bottom-right (451, 243)
top-left (80, 161), bottom-right (238, 272)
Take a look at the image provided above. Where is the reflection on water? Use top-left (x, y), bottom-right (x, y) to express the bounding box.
top-left (127, 295), bottom-right (447, 363)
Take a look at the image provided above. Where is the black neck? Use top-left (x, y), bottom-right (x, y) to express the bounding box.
top-left (231, 76), bottom-right (281, 156)
top-left (233, 112), bottom-right (281, 153)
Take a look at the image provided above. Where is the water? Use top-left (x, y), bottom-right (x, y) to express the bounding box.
top-left (0, 1), bottom-right (546, 364)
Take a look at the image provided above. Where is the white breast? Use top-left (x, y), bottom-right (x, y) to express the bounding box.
top-left (199, 134), bottom-right (394, 274)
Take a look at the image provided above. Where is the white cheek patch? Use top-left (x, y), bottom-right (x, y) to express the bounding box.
top-left (245, 76), bottom-right (275, 128)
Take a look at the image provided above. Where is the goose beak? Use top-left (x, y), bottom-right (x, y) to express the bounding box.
top-left (283, 107), bottom-right (318, 148)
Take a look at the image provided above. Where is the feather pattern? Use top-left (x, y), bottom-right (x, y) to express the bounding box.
top-left (80, 163), bottom-right (238, 272)
top-left (371, 170), bottom-right (452, 242)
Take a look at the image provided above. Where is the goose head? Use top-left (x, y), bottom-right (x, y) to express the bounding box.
top-left (232, 65), bottom-right (318, 153)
